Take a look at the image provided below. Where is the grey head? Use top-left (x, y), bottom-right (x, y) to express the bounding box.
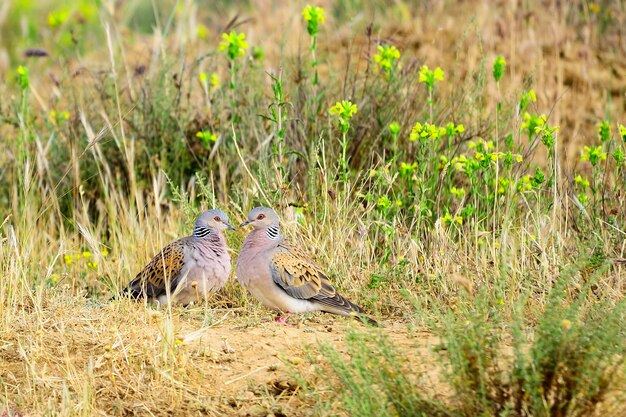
top-left (239, 207), bottom-right (280, 229)
top-left (193, 209), bottom-right (235, 238)
top-left (239, 207), bottom-right (281, 240)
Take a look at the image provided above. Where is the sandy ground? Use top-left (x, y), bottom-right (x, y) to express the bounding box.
top-left (0, 299), bottom-right (439, 417)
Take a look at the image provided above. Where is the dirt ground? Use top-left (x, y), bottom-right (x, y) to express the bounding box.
top-left (0, 298), bottom-right (438, 417)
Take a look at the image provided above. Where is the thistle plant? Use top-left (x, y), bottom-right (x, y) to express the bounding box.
top-left (373, 45), bottom-right (401, 79)
top-left (418, 65), bottom-right (444, 122)
top-left (329, 100), bottom-right (357, 178)
top-left (302, 6), bottom-right (325, 86)
top-left (219, 31), bottom-right (248, 89)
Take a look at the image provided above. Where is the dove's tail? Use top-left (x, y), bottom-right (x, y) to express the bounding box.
top-left (108, 284), bottom-right (144, 302)
top-left (316, 291), bottom-right (380, 326)
top-left (349, 310), bottom-right (380, 326)
top-left (343, 298), bottom-right (380, 326)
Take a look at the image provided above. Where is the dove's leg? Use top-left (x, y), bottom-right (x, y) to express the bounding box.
top-left (274, 312), bottom-right (291, 324)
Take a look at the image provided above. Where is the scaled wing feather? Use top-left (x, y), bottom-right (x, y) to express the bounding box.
top-left (270, 244), bottom-right (361, 314)
top-left (126, 240), bottom-right (186, 298)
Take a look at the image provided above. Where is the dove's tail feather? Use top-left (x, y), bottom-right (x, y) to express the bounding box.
top-left (349, 310), bottom-right (380, 326)
top-left (319, 293), bottom-right (380, 326)
top-left (108, 284), bottom-right (144, 302)
top-left (343, 297), bottom-right (380, 326)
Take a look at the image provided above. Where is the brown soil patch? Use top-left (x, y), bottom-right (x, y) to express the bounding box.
top-left (0, 297), bottom-right (436, 416)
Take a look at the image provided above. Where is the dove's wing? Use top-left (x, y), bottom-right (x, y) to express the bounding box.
top-left (269, 244), bottom-right (365, 315)
top-left (124, 239), bottom-right (187, 299)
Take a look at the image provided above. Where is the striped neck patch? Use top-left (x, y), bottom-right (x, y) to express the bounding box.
top-left (193, 226), bottom-right (213, 238)
top-left (266, 224), bottom-right (280, 240)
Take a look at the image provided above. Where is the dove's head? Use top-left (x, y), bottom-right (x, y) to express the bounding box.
top-left (240, 207), bottom-right (280, 229)
top-left (195, 209), bottom-right (235, 233)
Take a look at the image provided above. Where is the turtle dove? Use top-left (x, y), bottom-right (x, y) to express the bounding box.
top-left (236, 207), bottom-right (377, 325)
top-left (116, 209), bottom-right (234, 305)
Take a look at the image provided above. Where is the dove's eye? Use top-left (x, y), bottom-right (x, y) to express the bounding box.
top-left (213, 216), bottom-right (221, 222)
top-left (257, 214), bottom-right (265, 220)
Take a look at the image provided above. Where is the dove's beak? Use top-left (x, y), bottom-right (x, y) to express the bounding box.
top-left (225, 222), bottom-right (236, 231)
top-left (239, 220), bottom-right (251, 228)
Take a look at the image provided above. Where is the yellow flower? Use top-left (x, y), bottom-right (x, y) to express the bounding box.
top-left (101, 247), bottom-right (109, 257)
top-left (450, 186), bottom-right (465, 197)
top-left (329, 101), bottom-right (357, 118)
top-left (219, 31), bottom-right (249, 60)
top-left (561, 319), bottom-right (572, 330)
top-left (574, 175), bottom-right (590, 188)
top-left (196, 23), bottom-right (209, 39)
top-left (87, 261), bottom-right (98, 269)
top-left (373, 45), bottom-right (401, 75)
top-left (210, 73), bottom-right (220, 88)
top-left (52, 274), bottom-right (59, 283)
top-left (63, 254), bottom-right (73, 267)
top-left (48, 9), bottom-right (69, 28)
top-left (302, 5), bottom-right (326, 23)
top-left (82, 251), bottom-right (91, 259)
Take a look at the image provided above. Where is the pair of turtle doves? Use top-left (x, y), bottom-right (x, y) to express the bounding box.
top-left (116, 207), bottom-right (376, 325)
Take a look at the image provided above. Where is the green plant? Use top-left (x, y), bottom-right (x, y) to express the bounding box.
top-left (418, 65), bottom-right (444, 122)
top-left (492, 55), bottom-right (506, 83)
top-left (374, 44), bottom-right (401, 79)
top-left (219, 30), bottom-right (249, 89)
top-left (311, 271), bottom-right (626, 417)
top-left (196, 130), bottom-right (217, 148)
top-left (329, 100), bottom-right (358, 179)
top-left (302, 5), bottom-right (326, 86)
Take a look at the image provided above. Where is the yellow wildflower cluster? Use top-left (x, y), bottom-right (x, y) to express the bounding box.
top-left (517, 175), bottom-right (533, 192)
top-left (63, 247), bottom-right (108, 269)
top-left (441, 212), bottom-right (463, 226)
top-left (373, 45), bottom-right (401, 75)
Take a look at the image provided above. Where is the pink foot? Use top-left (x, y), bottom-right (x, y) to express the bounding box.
top-left (274, 312), bottom-right (291, 325)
